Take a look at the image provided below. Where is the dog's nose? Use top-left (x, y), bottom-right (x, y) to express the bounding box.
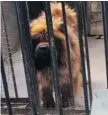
top-left (35, 45), bottom-right (50, 54)
top-left (35, 45), bottom-right (51, 70)
top-left (38, 45), bottom-right (48, 51)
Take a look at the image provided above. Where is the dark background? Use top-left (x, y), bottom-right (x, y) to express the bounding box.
top-left (27, 2), bottom-right (76, 20)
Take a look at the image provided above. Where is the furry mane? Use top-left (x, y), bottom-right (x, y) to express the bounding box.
top-left (30, 2), bottom-right (77, 39)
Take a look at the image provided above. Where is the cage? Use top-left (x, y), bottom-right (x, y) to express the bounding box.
top-left (1, 1), bottom-right (108, 115)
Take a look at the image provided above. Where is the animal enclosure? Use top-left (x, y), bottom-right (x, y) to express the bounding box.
top-left (1, 1), bottom-right (108, 115)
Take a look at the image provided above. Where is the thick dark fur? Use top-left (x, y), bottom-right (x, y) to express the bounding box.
top-left (30, 3), bottom-right (82, 108)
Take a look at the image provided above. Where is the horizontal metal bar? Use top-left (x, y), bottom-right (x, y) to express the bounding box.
top-left (90, 11), bottom-right (101, 13)
top-left (1, 98), bottom-right (29, 103)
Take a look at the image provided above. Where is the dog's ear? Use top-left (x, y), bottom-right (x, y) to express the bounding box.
top-left (29, 12), bottom-right (47, 38)
top-left (50, 3), bottom-right (77, 33)
top-left (51, 2), bottom-right (63, 18)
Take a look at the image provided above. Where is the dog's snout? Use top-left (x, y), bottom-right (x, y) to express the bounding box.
top-left (35, 44), bottom-right (51, 70)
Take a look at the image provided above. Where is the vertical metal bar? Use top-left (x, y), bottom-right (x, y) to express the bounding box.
top-left (1, 55), bottom-right (13, 115)
top-left (1, 2), bottom-right (18, 98)
top-left (82, 2), bottom-right (92, 106)
top-left (26, 1), bottom-right (41, 110)
top-left (101, 1), bottom-right (108, 89)
top-left (44, 2), bottom-right (63, 115)
top-left (61, 2), bottom-right (75, 108)
top-left (76, 2), bottom-right (89, 115)
top-left (25, 2), bottom-right (31, 22)
top-left (86, 2), bottom-right (91, 36)
top-left (15, 1), bottom-right (38, 115)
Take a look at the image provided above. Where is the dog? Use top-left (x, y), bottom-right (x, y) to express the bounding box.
top-left (30, 2), bottom-right (82, 108)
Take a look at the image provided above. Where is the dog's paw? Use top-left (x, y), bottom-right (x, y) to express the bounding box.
top-left (42, 100), bottom-right (55, 108)
top-left (62, 98), bottom-right (74, 108)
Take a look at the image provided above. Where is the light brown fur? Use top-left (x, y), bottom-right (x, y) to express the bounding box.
top-left (30, 2), bottom-right (82, 107)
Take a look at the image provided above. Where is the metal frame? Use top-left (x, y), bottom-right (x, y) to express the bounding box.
top-left (15, 1), bottom-right (39, 115)
top-left (61, 2), bottom-right (75, 107)
top-left (101, 1), bottom-right (108, 88)
top-left (81, 2), bottom-right (92, 106)
top-left (76, 2), bottom-right (89, 115)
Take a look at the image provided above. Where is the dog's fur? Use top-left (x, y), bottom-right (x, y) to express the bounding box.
top-left (30, 2), bottom-right (82, 108)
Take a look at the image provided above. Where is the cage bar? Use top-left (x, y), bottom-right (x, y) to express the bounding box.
top-left (44, 1), bottom-right (63, 115)
top-left (76, 2), bottom-right (89, 115)
top-left (61, 2), bottom-right (75, 108)
top-left (81, 2), bottom-right (92, 106)
top-left (15, 1), bottom-right (39, 115)
top-left (1, 1), bottom-right (108, 115)
top-left (101, 1), bottom-right (108, 89)
top-left (1, 55), bottom-right (13, 115)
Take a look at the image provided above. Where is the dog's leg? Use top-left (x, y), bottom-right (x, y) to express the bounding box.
top-left (42, 87), bottom-right (55, 108)
top-left (59, 69), bottom-right (72, 107)
top-left (38, 75), bottom-right (55, 108)
top-left (61, 83), bottom-right (72, 107)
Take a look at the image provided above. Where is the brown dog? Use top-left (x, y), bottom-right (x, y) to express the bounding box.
top-left (30, 2), bottom-right (82, 108)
